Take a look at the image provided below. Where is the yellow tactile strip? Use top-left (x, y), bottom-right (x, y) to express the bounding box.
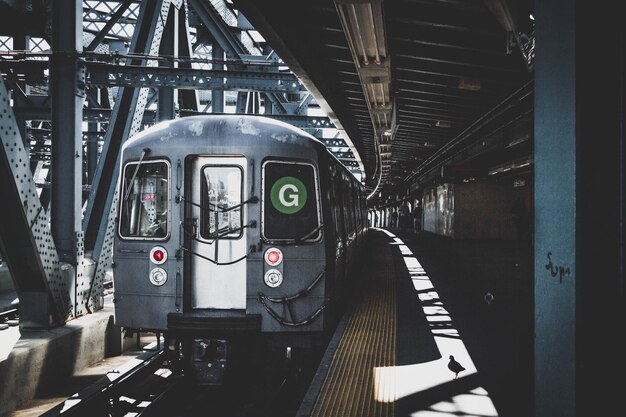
top-left (311, 243), bottom-right (397, 417)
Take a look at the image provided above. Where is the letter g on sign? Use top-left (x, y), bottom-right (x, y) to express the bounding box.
top-left (271, 176), bottom-right (307, 214)
top-left (279, 184), bottom-right (299, 207)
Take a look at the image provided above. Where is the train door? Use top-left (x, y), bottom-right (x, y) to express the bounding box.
top-left (188, 157), bottom-right (247, 309)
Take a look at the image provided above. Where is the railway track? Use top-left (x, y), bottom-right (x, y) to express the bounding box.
top-left (40, 343), bottom-right (322, 417)
top-left (41, 349), bottom-right (181, 417)
top-left (0, 303), bottom-right (19, 330)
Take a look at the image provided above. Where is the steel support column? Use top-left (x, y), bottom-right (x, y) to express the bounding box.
top-left (177, 4), bottom-right (199, 112)
top-left (236, 91), bottom-right (247, 113)
top-left (50, 0), bottom-right (84, 264)
top-left (158, 5), bottom-right (178, 122)
top-left (263, 93), bottom-right (273, 115)
top-left (212, 42), bottom-right (224, 113)
top-left (246, 92), bottom-right (260, 113)
top-left (535, 1), bottom-right (625, 415)
top-left (12, 34), bottom-right (30, 148)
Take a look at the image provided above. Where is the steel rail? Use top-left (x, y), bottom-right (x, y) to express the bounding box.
top-left (41, 349), bottom-right (167, 417)
top-left (0, 306), bottom-right (18, 321)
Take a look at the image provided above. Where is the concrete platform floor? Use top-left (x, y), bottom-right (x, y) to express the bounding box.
top-left (0, 295), bottom-right (160, 417)
top-left (6, 342), bottom-right (155, 417)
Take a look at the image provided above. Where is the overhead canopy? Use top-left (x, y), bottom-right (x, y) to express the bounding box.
top-left (234, 0), bottom-right (534, 199)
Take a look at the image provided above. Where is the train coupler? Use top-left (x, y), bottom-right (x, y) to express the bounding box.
top-left (190, 338), bottom-right (228, 385)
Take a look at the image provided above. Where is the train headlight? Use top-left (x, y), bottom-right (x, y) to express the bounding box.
top-left (149, 267), bottom-right (168, 286)
top-left (150, 246), bottom-right (168, 265)
top-left (264, 247), bottom-right (283, 266)
top-left (264, 269), bottom-right (283, 288)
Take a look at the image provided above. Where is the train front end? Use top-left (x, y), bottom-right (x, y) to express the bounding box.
top-left (112, 116), bottom-right (331, 383)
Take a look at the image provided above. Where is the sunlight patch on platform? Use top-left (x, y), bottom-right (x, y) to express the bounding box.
top-left (374, 229), bottom-right (498, 416)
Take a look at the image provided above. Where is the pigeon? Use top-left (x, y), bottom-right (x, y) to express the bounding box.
top-left (448, 355), bottom-right (465, 379)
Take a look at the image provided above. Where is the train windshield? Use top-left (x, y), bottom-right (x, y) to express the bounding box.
top-left (201, 166), bottom-right (243, 239)
top-left (119, 160), bottom-right (169, 239)
top-left (263, 160), bottom-right (321, 242)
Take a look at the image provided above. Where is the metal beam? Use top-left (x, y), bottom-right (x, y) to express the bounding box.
top-left (236, 91), bottom-right (247, 113)
top-left (296, 93), bottom-right (313, 115)
top-left (50, 0), bottom-right (98, 319)
top-left (11, 105), bottom-right (158, 124)
top-left (11, 34), bottom-right (30, 150)
top-left (211, 41), bottom-right (225, 112)
top-left (3, 58), bottom-right (300, 89)
top-left (158, 4), bottom-right (178, 121)
top-left (176, 2), bottom-right (199, 111)
top-left (188, 0), bottom-right (248, 59)
top-left (86, 0), bottom-right (134, 51)
top-left (179, 110), bottom-right (332, 130)
top-left (50, 0), bottom-right (84, 264)
top-left (262, 91), bottom-right (288, 114)
top-left (0, 75), bottom-right (71, 327)
top-left (86, 62), bottom-right (305, 92)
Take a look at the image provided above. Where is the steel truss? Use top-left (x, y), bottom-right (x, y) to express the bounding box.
top-left (0, 0), bottom-right (362, 326)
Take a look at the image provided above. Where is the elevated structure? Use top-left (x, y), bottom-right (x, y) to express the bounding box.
top-left (0, 0), bottom-right (363, 328)
top-left (0, 2), bottom-right (624, 417)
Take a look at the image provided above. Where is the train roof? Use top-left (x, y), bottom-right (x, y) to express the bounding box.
top-left (122, 115), bottom-right (364, 188)
top-left (123, 115), bottom-right (326, 152)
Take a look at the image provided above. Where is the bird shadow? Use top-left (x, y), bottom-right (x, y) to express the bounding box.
top-left (396, 373), bottom-right (489, 417)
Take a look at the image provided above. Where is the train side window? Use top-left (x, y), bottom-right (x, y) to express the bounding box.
top-left (119, 160), bottom-right (169, 239)
top-left (262, 160), bottom-right (322, 242)
top-left (200, 166), bottom-right (243, 239)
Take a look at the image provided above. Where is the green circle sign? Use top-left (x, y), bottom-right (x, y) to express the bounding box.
top-left (270, 176), bottom-right (307, 214)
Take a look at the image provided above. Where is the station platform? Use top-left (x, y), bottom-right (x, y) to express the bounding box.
top-left (297, 228), bottom-right (533, 417)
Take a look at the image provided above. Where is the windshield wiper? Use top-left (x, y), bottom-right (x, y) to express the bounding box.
top-left (122, 147), bottom-right (150, 202)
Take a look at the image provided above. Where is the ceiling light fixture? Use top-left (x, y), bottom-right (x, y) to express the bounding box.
top-left (335, 0), bottom-right (394, 199)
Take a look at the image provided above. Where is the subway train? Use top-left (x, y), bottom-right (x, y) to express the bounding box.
top-left (112, 115), bottom-right (367, 383)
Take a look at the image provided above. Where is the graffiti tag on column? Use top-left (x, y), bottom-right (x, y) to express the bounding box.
top-left (545, 252), bottom-right (571, 284)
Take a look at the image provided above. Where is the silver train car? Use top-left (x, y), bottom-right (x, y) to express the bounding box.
top-left (113, 115), bottom-right (367, 382)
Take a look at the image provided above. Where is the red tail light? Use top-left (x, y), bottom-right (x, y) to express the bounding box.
top-left (264, 247), bottom-right (283, 266)
top-left (150, 246), bottom-right (167, 264)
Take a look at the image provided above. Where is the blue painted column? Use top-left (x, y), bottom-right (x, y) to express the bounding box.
top-left (534, 0), bottom-right (576, 414)
top-left (535, 1), bottom-right (625, 416)
top-left (50, 0), bottom-right (84, 264)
